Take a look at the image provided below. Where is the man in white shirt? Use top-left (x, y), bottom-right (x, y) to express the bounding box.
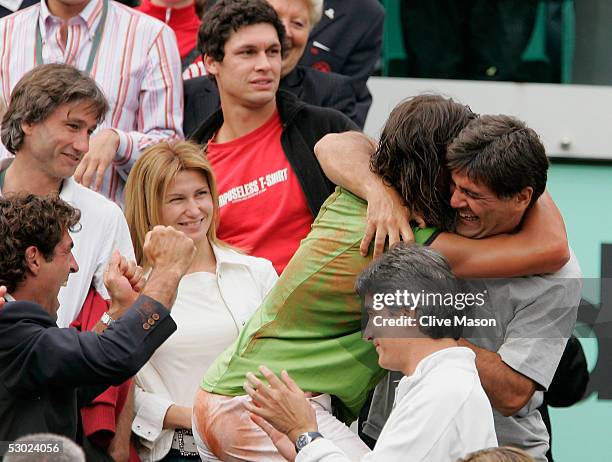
top-left (0, 64), bottom-right (137, 461)
top-left (0, 0), bottom-right (183, 203)
top-left (0, 63), bottom-right (134, 327)
top-left (242, 244), bottom-right (498, 462)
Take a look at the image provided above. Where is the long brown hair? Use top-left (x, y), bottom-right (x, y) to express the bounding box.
top-left (370, 94), bottom-right (476, 230)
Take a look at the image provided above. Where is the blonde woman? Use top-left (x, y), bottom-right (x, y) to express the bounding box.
top-left (125, 141), bottom-right (278, 461)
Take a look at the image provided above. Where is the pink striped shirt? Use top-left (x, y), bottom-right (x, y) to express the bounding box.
top-left (0, 0), bottom-right (184, 203)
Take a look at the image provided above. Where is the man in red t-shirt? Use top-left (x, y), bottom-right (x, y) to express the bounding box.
top-left (190, 0), bottom-right (413, 274)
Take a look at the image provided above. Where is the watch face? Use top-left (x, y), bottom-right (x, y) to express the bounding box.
top-left (296, 434), bottom-right (310, 450)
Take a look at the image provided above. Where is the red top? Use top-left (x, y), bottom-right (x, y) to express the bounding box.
top-left (71, 288), bottom-right (140, 461)
top-left (136, 0), bottom-right (200, 58)
top-left (207, 111), bottom-right (313, 273)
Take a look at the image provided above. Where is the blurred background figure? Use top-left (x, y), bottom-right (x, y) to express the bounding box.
top-left (136, 0), bottom-right (201, 70)
top-left (394, 0), bottom-right (565, 83)
top-left (299, 0), bottom-right (384, 125)
top-left (270, 0), bottom-right (360, 126)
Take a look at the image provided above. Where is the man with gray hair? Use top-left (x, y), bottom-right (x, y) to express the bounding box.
top-left (363, 115), bottom-right (582, 462)
top-left (243, 244), bottom-right (498, 462)
top-left (0, 63), bottom-right (134, 327)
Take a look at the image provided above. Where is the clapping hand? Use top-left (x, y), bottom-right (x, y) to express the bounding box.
top-left (104, 251), bottom-right (145, 316)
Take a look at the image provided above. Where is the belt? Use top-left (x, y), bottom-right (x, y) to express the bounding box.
top-left (171, 429), bottom-right (199, 457)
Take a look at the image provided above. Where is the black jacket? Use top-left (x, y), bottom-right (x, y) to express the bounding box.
top-left (183, 66), bottom-right (359, 138)
top-left (299, 0), bottom-right (385, 124)
top-left (190, 89), bottom-right (358, 217)
top-left (183, 77), bottom-right (220, 139)
top-left (0, 0), bottom-right (37, 18)
top-left (280, 66), bottom-right (359, 127)
top-left (0, 296), bottom-right (176, 443)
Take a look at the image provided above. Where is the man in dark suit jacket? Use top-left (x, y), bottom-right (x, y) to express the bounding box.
top-left (0, 194), bottom-right (196, 448)
top-left (299, 0), bottom-right (385, 125)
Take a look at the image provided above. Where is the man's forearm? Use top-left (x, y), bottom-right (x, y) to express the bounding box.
top-left (314, 132), bottom-right (379, 198)
top-left (141, 268), bottom-right (183, 309)
top-left (314, 132), bottom-right (415, 256)
top-left (108, 382), bottom-right (135, 462)
top-left (458, 339), bottom-right (537, 416)
top-left (163, 404), bottom-right (192, 430)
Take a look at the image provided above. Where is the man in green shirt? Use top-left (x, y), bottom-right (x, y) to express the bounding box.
top-left (193, 94), bottom-right (476, 461)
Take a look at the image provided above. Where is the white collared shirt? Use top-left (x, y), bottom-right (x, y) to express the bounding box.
top-left (0, 159), bottom-right (135, 327)
top-left (132, 245), bottom-right (278, 461)
top-left (56, 176), bottom-right (135, 326)
top-left (297, 347), bottom-right (498, 462)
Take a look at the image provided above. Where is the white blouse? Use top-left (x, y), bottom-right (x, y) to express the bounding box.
top-left (132, 246), bottom-right (278, 461)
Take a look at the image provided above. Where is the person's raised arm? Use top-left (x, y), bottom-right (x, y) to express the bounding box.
top-left (432, 191), bottom-right (569, 277)
top-left (141, 226), bottom-right (196, 307)
top-left (314, 132), bottom-right (414, 257)
top-left (5, 226), bottom-right (196, 393)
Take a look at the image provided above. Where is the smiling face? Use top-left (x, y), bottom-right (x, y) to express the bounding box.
top-left (267, 0), bottom-right (311, 77)
top-left (36, 230), bottom-right (79, 318)
top-left (160, 170), bottom-right (214, 248)
top-left (450, 170), bottom-right (532, 239)
top-left (205, 23), bottom-right (282, 111)
top-left (21, 100), bottom-right (98, 182)
top-left (372, 335), bottom-right (408, 372)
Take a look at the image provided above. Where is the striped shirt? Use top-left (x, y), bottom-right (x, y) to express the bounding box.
top-left (0, 0), bottom-right (184, 203)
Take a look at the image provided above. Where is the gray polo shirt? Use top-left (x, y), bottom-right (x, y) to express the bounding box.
top-left (363, 251), bottom-right (582, 462)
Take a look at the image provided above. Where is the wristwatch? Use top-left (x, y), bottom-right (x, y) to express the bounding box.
top-left (100, 311), bottom-right (114, 327)
top-left (295, 431), bottom-right (323, 452)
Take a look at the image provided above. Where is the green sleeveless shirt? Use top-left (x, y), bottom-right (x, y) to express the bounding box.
top-left (202, 187), bottom-right (438, 422)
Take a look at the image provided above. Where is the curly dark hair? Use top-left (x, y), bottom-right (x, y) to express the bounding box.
top-left (0, 194), bottom-right (81, 293)
top-left (370, 94), bottom-right (477, 230)
top-left (198, 0), bottom-right (287, 64)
